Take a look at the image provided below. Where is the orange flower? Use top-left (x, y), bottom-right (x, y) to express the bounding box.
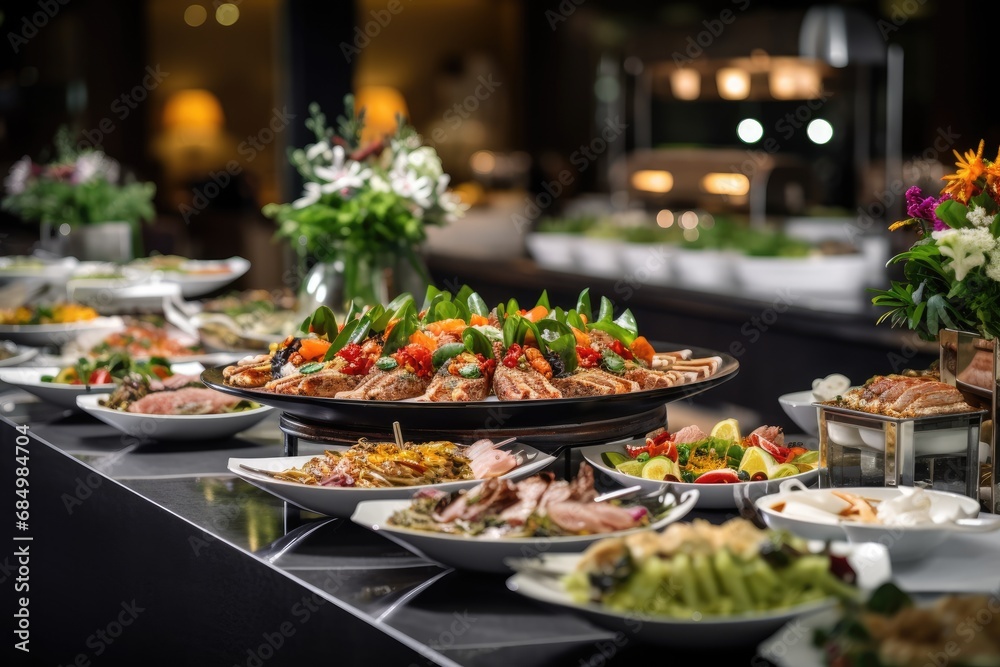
top-left (941, 139), bottom-right (986, 203)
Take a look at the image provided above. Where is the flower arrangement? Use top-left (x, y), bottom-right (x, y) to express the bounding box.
top-left (1, 127), bottom-right (156, 228)
top-left (871, 140), bottom-right (1000, 341)
top-left (264, 95), bottom-right (464, 308)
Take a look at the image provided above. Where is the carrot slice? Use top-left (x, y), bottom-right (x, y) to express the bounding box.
top-left (409, 329), bottom-right (439, 351)
top-left (571, 326), bottom-right (590, 347)
top-left (425, 318), bottom-right (467, 335)
top-left (629, 336), bottom-right (656, 366)
top-left (522, 305), bottom-right (548, 322)
top-left (298, 338), bottom-right (332, 361)
top-left (469, 314), bottom-right (490, 327)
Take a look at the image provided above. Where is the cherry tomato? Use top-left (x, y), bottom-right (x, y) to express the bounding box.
top-left (151, 365), bottom-right (172, 380)
top-left (87, 368), bottom-right (112, 384)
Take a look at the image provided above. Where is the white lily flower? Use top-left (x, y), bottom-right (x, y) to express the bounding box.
top-left (314, 145), bottom-right (372, 193)
top-left (292, 181), bottom-right (323, 209)
top-left (390, 168), bottom-right (434, 209)
top-left (4, 156), bottom-right (31, 194)
top-left (74, 152), bottom-right (120, 184)
top-left (305, 140), bottom-right (333, 163)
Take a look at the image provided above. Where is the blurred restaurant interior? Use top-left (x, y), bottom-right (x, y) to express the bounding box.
top-left (1, 0), bottom-right (997, 422)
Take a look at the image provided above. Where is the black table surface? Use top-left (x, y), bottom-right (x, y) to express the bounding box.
top-left (1, 391), bottom-right (797, 666)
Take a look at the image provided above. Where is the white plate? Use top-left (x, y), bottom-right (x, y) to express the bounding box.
top-left (350, 490), bottom-right (699, 574)
top-left (734, 254), bottom-right (869, 299)
top-left (76, 393), bottom-right (274, 441)
top-left (0, 316), bottom-right (125, 348)
top-left (505, 542), bottom-right (891, 648)
top-left (755, 483), bottom-right (994, 562)
top-left (0, 343), bottom-right (39, 368)
top-left (0, 366), bottom-right (116, 410)
top-left (671, 248), bottom-right (738, 291)
top-left (228, 444), bottom-right (558, 518)
top-left (580, 442), bottom-right (820, 510)
top-left (143, 257), bottom-right (250, 297)
top-left (757, 607), bottom-right (836, 666)
top-left (0, 256), bottom-right (79, 284)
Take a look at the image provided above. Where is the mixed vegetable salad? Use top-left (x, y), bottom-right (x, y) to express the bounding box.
top-left (601, 419), bottom-right (818, 484)
top-left (41, 353), bottom-right (172, 385)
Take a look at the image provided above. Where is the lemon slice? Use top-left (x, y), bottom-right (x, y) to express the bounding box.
top-left (640, 456), bottom-right (680, 481)
top-left (737, 447), bottom-right (777, 478)
top-left (615, 460), bottom-right (645, 477)
top-left (710, 418), bottom-right (742, 443)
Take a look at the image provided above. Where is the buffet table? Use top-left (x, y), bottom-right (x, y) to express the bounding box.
top-left (7, 383), bottom-right (1000, 664)
top-left (1, 392), bottom-right (771, 666)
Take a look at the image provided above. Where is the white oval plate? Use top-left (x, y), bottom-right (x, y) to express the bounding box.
top-left (0, 316), bottom-right (125, 348)
top-left (0, 343), bottom-right (39, 368)
top-left (580, 442), bottom-right (820, 510)
top-left (145, 257), bottom-right (250, 298)
top-left (76, 393), bottom-right (274, 441)
top-left (505, 541), bottom-right (890, 648)
top-left (228, 444), bottom-right (557, 518)
top-left (755, 484), bottom-right (995, 562)
top-left (0, 256), bottom-right (79, 284)
top-left (350, 490), bottom-right (699, 574)
top-left (0, 366), bottom-right (116, 410)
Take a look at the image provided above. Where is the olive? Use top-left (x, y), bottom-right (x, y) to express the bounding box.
top-left (663, 474), bottom-right (681, 483)
top-left (751, 471), bottom-right (768, 482)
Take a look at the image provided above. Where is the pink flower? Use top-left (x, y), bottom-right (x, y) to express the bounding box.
top-left (905, 186), bottom-right (951, 231)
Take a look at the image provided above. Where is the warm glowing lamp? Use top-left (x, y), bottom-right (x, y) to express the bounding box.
top-left (670, 68), bottom-right (701, 100)
top-left (631, 170), bottom-right (674, 193)
top-left (716, 67), bottom-right (750, 100)
top-left (354, 86), bottom-right (409, 145)
top-left (162, 89), bottom-right (224, 133)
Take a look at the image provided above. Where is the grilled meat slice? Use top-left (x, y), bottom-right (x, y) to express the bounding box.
top-left (416, 367), bottom-right (491, 402)
top-left (493, 363), bottom-right (562, 400)
top-left (623, 363), bottom-right (679, 390)
top-left (334, 367), bottom-right (431, 401)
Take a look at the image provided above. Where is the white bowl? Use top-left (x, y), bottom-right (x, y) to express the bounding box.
top-left (856, 425), bottom-right (971, 456)
top-left (617, 242), bottom-right (674, 284)
top-left (827, 422), bottom-right (865, 447)
top-left (525, 233), bottom-right (578, 271)
top-left (0, 316), bottom-right (125, 348)
top-left (571, 237), bottom-right (624, 278)
top-left (734, 254), bottom-right (870, 299)
top-left (76, 393), bottom-right (275, 441)
top-left (144, 257), bottom-right (250, 298)
top-left (755, 482), bottom-right (995, 562)
top-left (778, 390), bottom-right (820, 436)
top-left (671, 248), bottom-right (737, 291)
top-left (0, 366), bottom-right (116, 410)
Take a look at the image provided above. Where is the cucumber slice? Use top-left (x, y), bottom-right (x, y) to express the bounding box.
top-left (602, 451), bottom-right (629, 468)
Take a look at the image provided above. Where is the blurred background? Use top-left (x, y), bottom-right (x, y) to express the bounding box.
top-left (0, 0), bottom-right (996, 426)
top-left (2, 0), bottom-right (996, 281)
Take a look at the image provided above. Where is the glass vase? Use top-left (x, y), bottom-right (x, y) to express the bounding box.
top-left (297, 249), bottom-right (431, 318)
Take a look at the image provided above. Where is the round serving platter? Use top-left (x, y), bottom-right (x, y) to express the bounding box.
top-left (200, 344), bottom-right (739, 449)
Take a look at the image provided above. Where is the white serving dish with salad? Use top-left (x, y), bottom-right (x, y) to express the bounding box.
top-left (0, 359), bottom-right (200, 411)
top-left (505, 517), bottom-right (891, 648)
top-left (580, 420), bottom-right (820, 509)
